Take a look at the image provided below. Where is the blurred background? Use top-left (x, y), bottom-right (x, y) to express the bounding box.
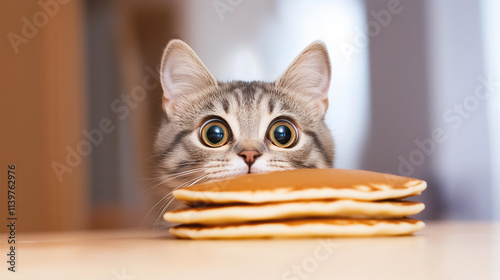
top-left (1, 0), bottom-right (499, 232)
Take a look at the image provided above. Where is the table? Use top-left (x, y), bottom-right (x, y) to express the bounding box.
top-left (1, 221), bottom-right (499, 279)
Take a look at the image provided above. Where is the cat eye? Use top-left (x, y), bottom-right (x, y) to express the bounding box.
top-left (200, 119), bottom-right (231, 148)
top-left (267, 119), bottom-right (298, 148)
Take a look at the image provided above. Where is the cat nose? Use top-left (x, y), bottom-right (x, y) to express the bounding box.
top-left (238, 150), bottom-right (261, 166)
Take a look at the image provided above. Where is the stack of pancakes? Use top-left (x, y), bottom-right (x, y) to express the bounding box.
top-left (164, 169), bottom-right (426, 239)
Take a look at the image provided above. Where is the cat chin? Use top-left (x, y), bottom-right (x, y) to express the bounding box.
top-left (203, 157), bottom-right (291, 181)
top-left (204, 163), bottom-right (248, 180)
top-left (248, 166), bottom-right (269, 174)
top-left (248, 158), bottom-right (275, 174)
top-left (203, 162), bottom-right (269, 181)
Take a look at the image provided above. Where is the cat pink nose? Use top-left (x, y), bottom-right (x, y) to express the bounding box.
top-left (239, 150), bottom-right (261, 166)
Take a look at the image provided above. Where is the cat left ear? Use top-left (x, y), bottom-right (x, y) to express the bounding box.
top-left (276, 41), bottom-right (331, 116)
top-left (160, 39), bottom-right (218, 116)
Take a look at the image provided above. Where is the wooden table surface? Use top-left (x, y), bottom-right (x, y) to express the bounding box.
top-left (1, 221), bottom-right (499, 280)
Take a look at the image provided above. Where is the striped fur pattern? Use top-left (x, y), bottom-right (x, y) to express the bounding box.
top-left (149, 40), bottom-right (334, 220)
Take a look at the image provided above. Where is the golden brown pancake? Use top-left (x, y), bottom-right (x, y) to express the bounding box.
top-left (173, 169), bottom-right (426, 204)
top-left (164, 199), bottom-right (425, 225)
top-left (169, 218), bottom-right (425, 239)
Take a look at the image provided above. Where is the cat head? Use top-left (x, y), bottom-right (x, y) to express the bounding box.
top-left (154, 40), bottom-right (334, 186)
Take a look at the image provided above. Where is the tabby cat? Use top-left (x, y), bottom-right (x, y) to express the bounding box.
top-left (151, 40), bottom-right (334, 216)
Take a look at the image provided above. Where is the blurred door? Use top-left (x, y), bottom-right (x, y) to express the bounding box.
top-left (0, 0), bottom-right (89, 232)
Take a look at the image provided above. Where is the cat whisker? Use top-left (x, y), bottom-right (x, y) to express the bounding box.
top-left (153, 167), bottom-right (205, 181)
top-left (141, 169), bottom-right (207, 226)
top-left (208, 159), bottom-right (230, 163)
top-left (290, 162), bottom-right (308, 170)
top-left (152, 174), bottom-right (208, 230)
top-left (176, 161), bottom-right (203, 167)
top-left (142, 168), bottom-right (205, 193)
top-left (141, 192), bottom-right (176, 227)
top-left (140, 171), bottom-right (195, 189)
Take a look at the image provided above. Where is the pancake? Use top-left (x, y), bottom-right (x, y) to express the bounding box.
top-left (169, 218), bottom-right (425, 239)
top-left (164, 199), bottom-right (425, 225)
top-left (173, 169), bottom-right (427, 204)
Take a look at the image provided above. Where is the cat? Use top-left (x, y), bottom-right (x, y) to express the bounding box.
top-left (150, 39), bottom-right (334, 220)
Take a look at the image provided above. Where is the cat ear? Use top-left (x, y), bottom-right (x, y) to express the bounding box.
top-left (160, 39), bottom-right (218, 115)
top-left (276, 41), bottom-right (331, 116)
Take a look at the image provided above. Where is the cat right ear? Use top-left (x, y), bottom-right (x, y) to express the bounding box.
top-left (160, 39), bottom-right (218, 116)
top-left (276, 41), bottom-right (332, 117)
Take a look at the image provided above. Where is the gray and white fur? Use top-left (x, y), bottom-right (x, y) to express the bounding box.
top-left (151, 40), bottom-right (334, 216)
